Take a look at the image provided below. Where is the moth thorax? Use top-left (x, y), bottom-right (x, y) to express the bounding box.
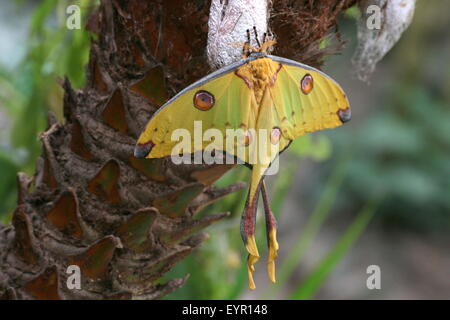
top-left (249, 61), bottom-right (272, 104)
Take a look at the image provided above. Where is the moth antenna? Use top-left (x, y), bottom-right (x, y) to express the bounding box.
top-left (253, 26), bottom-right (261, 48)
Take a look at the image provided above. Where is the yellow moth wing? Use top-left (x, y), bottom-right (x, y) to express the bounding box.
top-left (137, 67), bottom-right (256, 161)
top-left (267, 58), bottom-right (350, 140)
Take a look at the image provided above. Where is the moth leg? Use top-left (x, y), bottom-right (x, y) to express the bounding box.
top-left (253, 26), bottom-right (261, 48)
top-left (242, 29), bottom-right (251, 56)
top-left (261, 179), bottom-right (279, 283)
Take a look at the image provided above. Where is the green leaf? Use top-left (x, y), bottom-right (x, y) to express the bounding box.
top-left (289, 135), bottom-right (331, 161)
top-left (289, 199), bottom-right (377, 300)
top-left (0, 152), bottom-right (20, 216)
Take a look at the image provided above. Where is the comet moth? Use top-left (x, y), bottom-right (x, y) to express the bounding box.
top-left (134, 31), bottom-right (351, 290)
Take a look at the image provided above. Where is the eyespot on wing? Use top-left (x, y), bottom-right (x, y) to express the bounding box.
top-left (193, 90), bottom-right (215, 111)
top-left (300, 74), bottom-right (313, 94)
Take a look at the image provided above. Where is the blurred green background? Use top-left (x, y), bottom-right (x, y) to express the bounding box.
top-left (0, 0), bottom-right (448, 299)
